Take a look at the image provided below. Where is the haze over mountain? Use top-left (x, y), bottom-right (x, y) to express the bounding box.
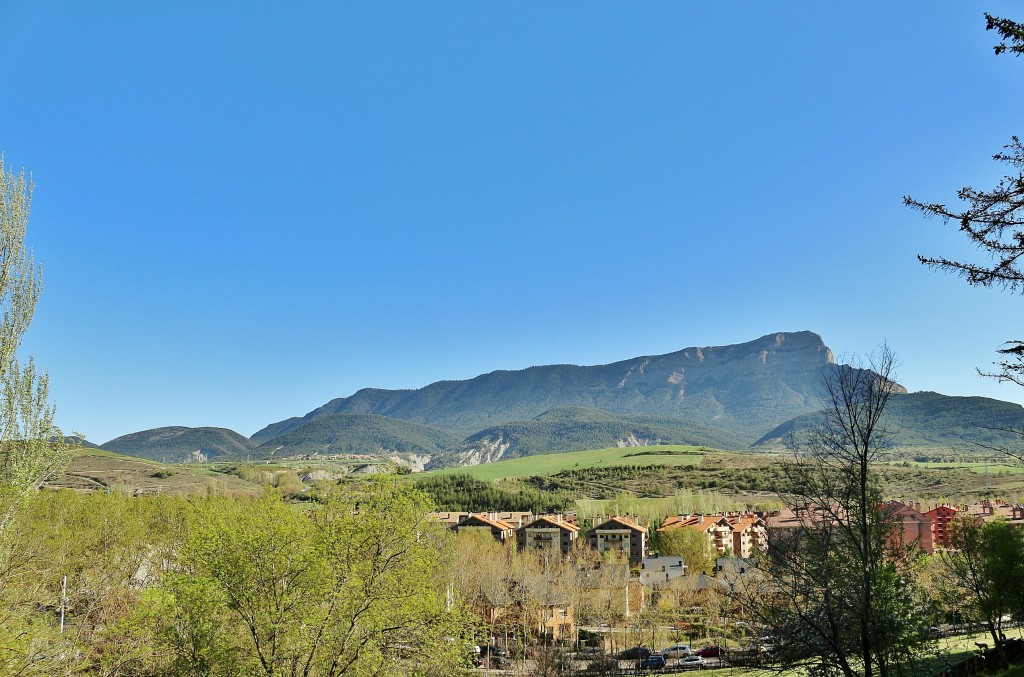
top-left (252, 331), bottom-right (842, 445)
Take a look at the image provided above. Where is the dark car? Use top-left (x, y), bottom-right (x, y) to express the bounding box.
top-left (695, 645), bottom-right (724, 657)
top-left (616, 646), bottom-right (653, 660)
top-left (639, 655), bottom-right (667, 669)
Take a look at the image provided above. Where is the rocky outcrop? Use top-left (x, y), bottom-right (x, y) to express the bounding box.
top-left (450, 437), bottom-right (511, 466)
top-left (616, 435), bottom-right (661, 448)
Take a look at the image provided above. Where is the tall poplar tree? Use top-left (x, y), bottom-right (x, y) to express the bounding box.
top-left (0, 156), bottom-right (67, 675)
top-left (0, 155), bottom-right (65, 533)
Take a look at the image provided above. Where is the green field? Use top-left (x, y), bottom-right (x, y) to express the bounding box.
top-left (884, 459), bottom-right (1024, 474)
top-left (422, 445), bottom-right (705, 481)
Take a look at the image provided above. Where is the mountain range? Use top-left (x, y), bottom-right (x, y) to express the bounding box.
top-left (97, 331), bottom-right (1024, 467)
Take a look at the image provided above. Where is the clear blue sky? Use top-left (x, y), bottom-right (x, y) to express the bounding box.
top-left (3, 2), bottom-right (1023, 444)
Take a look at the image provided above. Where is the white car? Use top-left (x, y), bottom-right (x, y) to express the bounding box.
top-left (679, 655), bottom-right (708, 670)
top-left (660, 644), bottom-right (693, 658)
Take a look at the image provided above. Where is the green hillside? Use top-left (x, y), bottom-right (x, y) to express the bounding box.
top-left (463, 406), bottom-right (749, 459)
top-left (412, 473), bottom-right (575, 513)
top-left (423, 444), bottom-right (705, 481)
top-left (251, 413), bottom-right (463, 460)
top-left (101, 426), bottom-right (256, 462)
top-left (754, 391), bottom-right (1024, 455)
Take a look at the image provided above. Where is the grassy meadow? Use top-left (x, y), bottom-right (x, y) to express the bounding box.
top-left (422, 444), bottom-right (706, 481)
top-left (45, 449), bottom-right (264, 497)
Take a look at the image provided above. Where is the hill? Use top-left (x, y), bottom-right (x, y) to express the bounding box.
top-left (252, 331), bottom-right (851, 446)
top-left (44, 448), bottom-right (263, 497)
top-left (101, 426), bottom-right (256, 462)
top-left (454, 406), bottom-right (748, 464)
top-left (251, 413), bottom-right (463, 468)
top-left (754, 391), bottom-right (1024, 455)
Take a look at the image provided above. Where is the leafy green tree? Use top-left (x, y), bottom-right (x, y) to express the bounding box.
top-left (939, 517), bottom-right (1024, 666)
top-left (653, 526), bottom-right (716, 575)
top-left (170, 477), bottom-right (474, 676)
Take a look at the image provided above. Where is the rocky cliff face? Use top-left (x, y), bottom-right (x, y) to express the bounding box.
top-left (251, 331), bottom-right (860, 447)
top-left (451, 436), bottom-right (511, 467)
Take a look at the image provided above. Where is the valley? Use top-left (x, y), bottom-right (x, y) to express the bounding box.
top-left (89, 332), bottom-right (1024, 475)
top-left (51, 442), bottom-right (1024, 514)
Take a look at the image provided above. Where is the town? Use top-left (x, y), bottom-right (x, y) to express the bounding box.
top-left (432, 499), bottom-right (1024, 671)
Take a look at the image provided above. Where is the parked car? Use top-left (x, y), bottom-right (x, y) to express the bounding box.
top-left (695, 645), bottom-right (724, 657)
top-left (660, 643), bottom-right (692, 658)
top-left (616, 646), bottom-right (653, 660)
top-left (679, 655), bottom-right (708, 670)
top-left (639, 655), bottom-right (667, 670)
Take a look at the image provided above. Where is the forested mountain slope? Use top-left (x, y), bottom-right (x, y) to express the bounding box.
top-left (252, 331), bottom-right (845, 446)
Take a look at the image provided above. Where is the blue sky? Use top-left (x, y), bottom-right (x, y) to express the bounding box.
top-left (3, 2), bottom-right (1023, 444)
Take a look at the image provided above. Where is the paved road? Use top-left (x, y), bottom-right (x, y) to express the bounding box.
top-left (475, 654), bottom-right (729, 674)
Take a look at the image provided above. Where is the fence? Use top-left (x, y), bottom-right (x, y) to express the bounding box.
top-left (934, 638), bottom-right (1024, 677)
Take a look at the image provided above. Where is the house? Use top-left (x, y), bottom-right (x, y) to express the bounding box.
top-left (658, 514), bottom-right (732, 555)
top-left (452, 513), bottom-right (517, 544)
top-left (882, 501), bottom-right (935, 554)
top-left (715, 557), bottom-right (755, 578)
top-left (640, 556), bottom-right (687, 586)
top-left (536, 599), bottom-right (575, 641)
top-left (476, 587), bottom-right (576, 643)
top-left (726, 515), bottom-right (768, 557)
top-left (586, 516), bottom-right (648, 564)
top-left (658, 513), bottom-right (768, 557)
top-left (516, 515), bottom-right (580, 556)
top-left (924, 504), bottom-right (959, 549)
top-left (434, 511), bottom-right (536, 528)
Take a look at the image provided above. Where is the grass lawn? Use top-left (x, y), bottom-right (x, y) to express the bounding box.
top-left (707, 629), bottom-right (1024, 676)
top-left (420, 445), bottom-right (705, 482)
